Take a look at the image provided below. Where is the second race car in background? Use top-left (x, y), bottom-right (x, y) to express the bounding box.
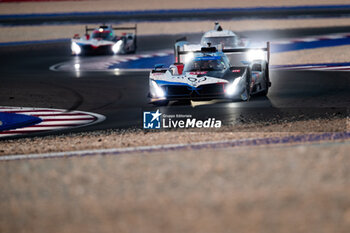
top-left (174, 22), bottom-right (268, 71)
top-left (71, 25), bottom-right (137, 55)
top-left (175, 22), bottom-right (249, 53)
top-left (200, 22), bottom-right (248, 49)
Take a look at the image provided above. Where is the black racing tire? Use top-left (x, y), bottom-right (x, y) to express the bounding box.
top-left (260, 64), bottom-right (270, 96)
top-left (240, 68), bottom-right (251, 101)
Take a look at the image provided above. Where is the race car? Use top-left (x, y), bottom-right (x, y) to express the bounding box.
top-left (200, 22), bottom-right (248, 48)
top-left (71, 25), bottom-right (137, 55)
top-left (174, 22), bottom-right (248, 53)
top-left (149, 44), bottom-right (270, 106)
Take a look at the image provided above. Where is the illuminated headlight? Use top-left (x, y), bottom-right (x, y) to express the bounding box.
top-left (184, 52), bottom-right (194, 63)
top-left (150, 80), bottom-right (165, 98)
top-left (112, 40), bottom-right (123, 54)
top-left (225, 77), bottom-right (241, 96)
top-left (247, 49), bottom-right (264, 61)
top-left (71, 42), bottom-right (81, 55)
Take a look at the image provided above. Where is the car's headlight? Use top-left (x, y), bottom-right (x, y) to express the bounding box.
top-left (150, 80), bottom-right (165, 98)
top-left (247, 49), bottom-right (264, 61)
top-left (225, 77), bottom-right (241, 96)
top-left (184, 52), bottom-right (194, 63)
top-left (71, 42), bottom-right (81, 55)
top-left (112, 40), bottom-right (123, 54)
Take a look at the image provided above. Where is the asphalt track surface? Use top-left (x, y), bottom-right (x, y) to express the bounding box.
top-left (1, 27), bottom-right (350, 139)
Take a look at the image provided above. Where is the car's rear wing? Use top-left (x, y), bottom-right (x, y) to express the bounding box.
top-left (175, 42), bottom-right (270, 63)
top-left (112, 25), bottom-right (137, 34)
top-left (223, 42), bottom-right (270, 62)
top-left (85, 24), bottom-right (137, 35)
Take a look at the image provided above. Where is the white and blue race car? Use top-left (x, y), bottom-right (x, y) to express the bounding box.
top-left (149, 45), bottom-right (270, 106)
top-left (71, 25), bottom-right (137, 55)
top-left (200, 22), bottom-right (249, 49)
top-left (175, 22), bottom-right (249, 53)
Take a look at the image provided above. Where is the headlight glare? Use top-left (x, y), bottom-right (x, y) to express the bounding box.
top-left (71, 42), bottom-right (81, 55)
top-left (112, 40), bottom-right (123, 54)
top-left (184, 52), bottom-right (194, 63)
top-left (151, 80), bottom-right (165, 98)
top-left (247, 49), bottom-right (264, 61)
top-left (225, 77), bottom-right (241, 96)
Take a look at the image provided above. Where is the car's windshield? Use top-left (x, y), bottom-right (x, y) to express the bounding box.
top-left (184, 56), bottom-right (227, 72)
top-left (92, 31), bottom-right (113, 40)
top-left (201, 36), bottom-right (237, 47)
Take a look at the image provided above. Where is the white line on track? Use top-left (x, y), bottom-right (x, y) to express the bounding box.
top-left (0, 139), bottom-right (256, 161)
top-left (1, 131), bottom-right (350, 162)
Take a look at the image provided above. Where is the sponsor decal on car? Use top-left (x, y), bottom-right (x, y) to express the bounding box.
top-left (189, 71), bottom-right (208, 75)
top-left (187, 77), bottom-right (207, 83)
top-left (231, 69), bottom-right (241, 73)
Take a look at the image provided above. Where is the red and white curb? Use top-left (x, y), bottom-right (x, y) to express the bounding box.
top-left (0, 106), bottom-right (105, 138)
top-left (273, 32), bottom-right (350, 45)
top-left (273, 64), bottom-right (350, 71)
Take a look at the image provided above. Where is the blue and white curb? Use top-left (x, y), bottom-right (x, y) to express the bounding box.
top-left (0, 112), bottom-right (42, 131)
top-left (50, 49), bottom-right (173, 72)
top-left (0, 106), bottom-right (105, 138)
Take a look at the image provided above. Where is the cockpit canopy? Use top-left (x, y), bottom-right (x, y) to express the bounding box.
top-left (91, 27), bottom-right (114, 40)
top-left (184, 55), bottom-right (229, 72)
top-left (201, 36), bottom-right (237, 48)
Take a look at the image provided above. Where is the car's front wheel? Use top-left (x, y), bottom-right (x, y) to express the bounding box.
top-left (240, 72), bottom-right (251, 101)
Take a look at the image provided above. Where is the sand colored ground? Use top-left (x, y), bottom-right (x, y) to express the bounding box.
top-left (1, 140), bottom-right (350, 233)
top-left (0, 115), bottom-right (348, 156)
top-left (2, 18), bottom-right (350, 66)
top-left (0, 0), bottom-right (349, 15)
top-left (2, 18), bottom-right (350, 43)
top-left (272, 44), bottom-right (350, 65)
